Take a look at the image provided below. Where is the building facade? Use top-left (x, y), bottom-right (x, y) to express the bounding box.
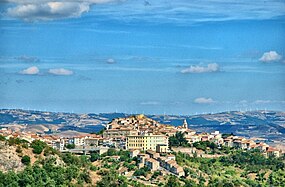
top-left (126, 134), bottom-right (169, 151)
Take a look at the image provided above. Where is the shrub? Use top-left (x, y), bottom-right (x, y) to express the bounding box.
top-left (16, 146), bottom-right (22, 153)
top-left (21, 155), bottom-right (31, 165)
top-left (90, 152), bottom-right (100, 162)
top-left (0, 135), bottom-right (6, 141)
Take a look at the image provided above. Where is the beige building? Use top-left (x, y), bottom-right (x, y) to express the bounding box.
top-left (126, 134), bottom-right (169, 151)
top-left (266, 147), bottom-right (281, 158)
top-left (103, 128), bottom-right (138, 139)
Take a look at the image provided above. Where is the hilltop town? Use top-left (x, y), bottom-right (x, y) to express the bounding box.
top-left (1, 109), bottom-right (284, 149)
top-left (1, 114), bottom-right (284, 183)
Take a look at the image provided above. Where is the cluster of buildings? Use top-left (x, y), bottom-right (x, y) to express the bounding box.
top-left (131, 149), bottom-right (185, 177)
top-left (223, 135), bottom-right (282, 158)
top-left (0, 114), bottom-right (283, 160)
top-left (103, 115), bottom-right (283, 158)
top-left (103, 114), bottom-right (190, 152)
top-left (0, 127), bottom-right (103, 151)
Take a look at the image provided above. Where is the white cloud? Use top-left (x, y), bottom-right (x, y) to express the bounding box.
top-left (106, 58), bottom-right (116, 64)
top-left (48, 68), bottom-right (73, 75)
top-left (140, 101), bottom-right (160, 105)
top-left (6, 0), bottom-right (117, 22)
top-left (19, 66), bottom-right (39, 75)
top-left (7, 2), bottom-right (90, 21)
top-left (181, 63), bottom-right (219, 74)
top-left (194, 97), bottom-right (215, 104)
top-left (259, 51), bottom-right (282, 62)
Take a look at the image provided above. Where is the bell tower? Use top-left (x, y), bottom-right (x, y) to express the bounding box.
top-left (182, 119), bottom-right (188, 129)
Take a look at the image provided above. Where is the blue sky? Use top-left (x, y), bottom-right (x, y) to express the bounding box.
top-left (0, 0), bottom-right (285, 115)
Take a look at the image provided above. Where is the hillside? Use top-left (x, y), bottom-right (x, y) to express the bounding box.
top-left (0, 135), bottom-right (284, 187)
top-left (1, 109), bottom-right (284, 147)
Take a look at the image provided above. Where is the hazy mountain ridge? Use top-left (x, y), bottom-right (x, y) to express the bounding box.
top-left (0, 109), bottom-right (284, 144)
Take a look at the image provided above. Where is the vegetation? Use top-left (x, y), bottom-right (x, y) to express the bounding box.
top-left (134, 167), bottom-right (150, 177)
top-left (0, 135), bottom-right (6, 141)
top-left (21, 155), bottom-right (31, 165)
top-left (43, 146), bottom-right (59, 156)
top-left (193, 141), bottom-right (217, 151)
top-left (90, 152), bottom-right (100, 162)
top-left (169, 132), bottom-right (190, 147)
top-left (96, 170), bottom-right (128, 187)
top-left (0, 156), bottom-right (92, 187)
top-left (65, 143), bottom-right (75, 149)
top-left (8, 137), bottom-right (28, 146)
top-left (175, 149), bottom-right (285, 186)
top-left (166, 175), bottom-right (181, 187)
top-left (30, 140), bottom-right (47, 154)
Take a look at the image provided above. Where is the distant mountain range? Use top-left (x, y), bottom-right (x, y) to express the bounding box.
top-left (0, 109), bottom-right (284, 145)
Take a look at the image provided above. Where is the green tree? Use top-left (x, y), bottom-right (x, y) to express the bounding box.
top-left (21, 155), bottom-right (31, 165)
top-left (65, 143), bottom-right (75, 149)
top-left (0, 135), bottom-right (6, 141)
top-left (90, 152), bottom-right (100, 162)
top-left (97, 170), bottom-right (128, 187)
top-left (166, 175), bottom-right (180, 187)
top-left (107, 148), bottom-right (117, 156)
top-left (30, 140), bottom-right (47, 154)
top-left (169, 132), bottom-right (189, 147)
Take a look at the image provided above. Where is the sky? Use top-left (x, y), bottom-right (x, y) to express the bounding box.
top-left (0, 0), bottom-right (285, 115)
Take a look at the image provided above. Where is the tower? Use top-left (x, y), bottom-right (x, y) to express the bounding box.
top-left (182, 119), bottom-right (188, 129)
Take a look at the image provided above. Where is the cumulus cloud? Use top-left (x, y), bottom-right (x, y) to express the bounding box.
top-left (181, 63), bottom-right (220, 74)
top-left (7, 2), bottom-right (89, 21)
top-left (6, 0), bottom-right (116, 21)
top-left (106, 58), bottom-right (116, 64)
top-left (259, 51), bottom-right (282, 62)
top-left (48, 68), bottom-right (73, 75)
top-left (194, 97), bottom-right (215, 104)
top-left (16, 55), bottom-right (39, 62)
top-left (19, 66), bottom-right (40, 75)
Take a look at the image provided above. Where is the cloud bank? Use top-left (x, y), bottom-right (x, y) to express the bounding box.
top-left (259, 51), bottom-right (282, 62)
top-left (181, 63), bottom-right (219, 74)
top-left (19, 66), bottom-right (40, 75)
top-left (48, 68), bottom-right (73, 75)
top-left (194, 97), bottom-right (215, 104)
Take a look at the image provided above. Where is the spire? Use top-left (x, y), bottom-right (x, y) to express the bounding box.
top-left (183, 119), bottom-right (188, 129)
